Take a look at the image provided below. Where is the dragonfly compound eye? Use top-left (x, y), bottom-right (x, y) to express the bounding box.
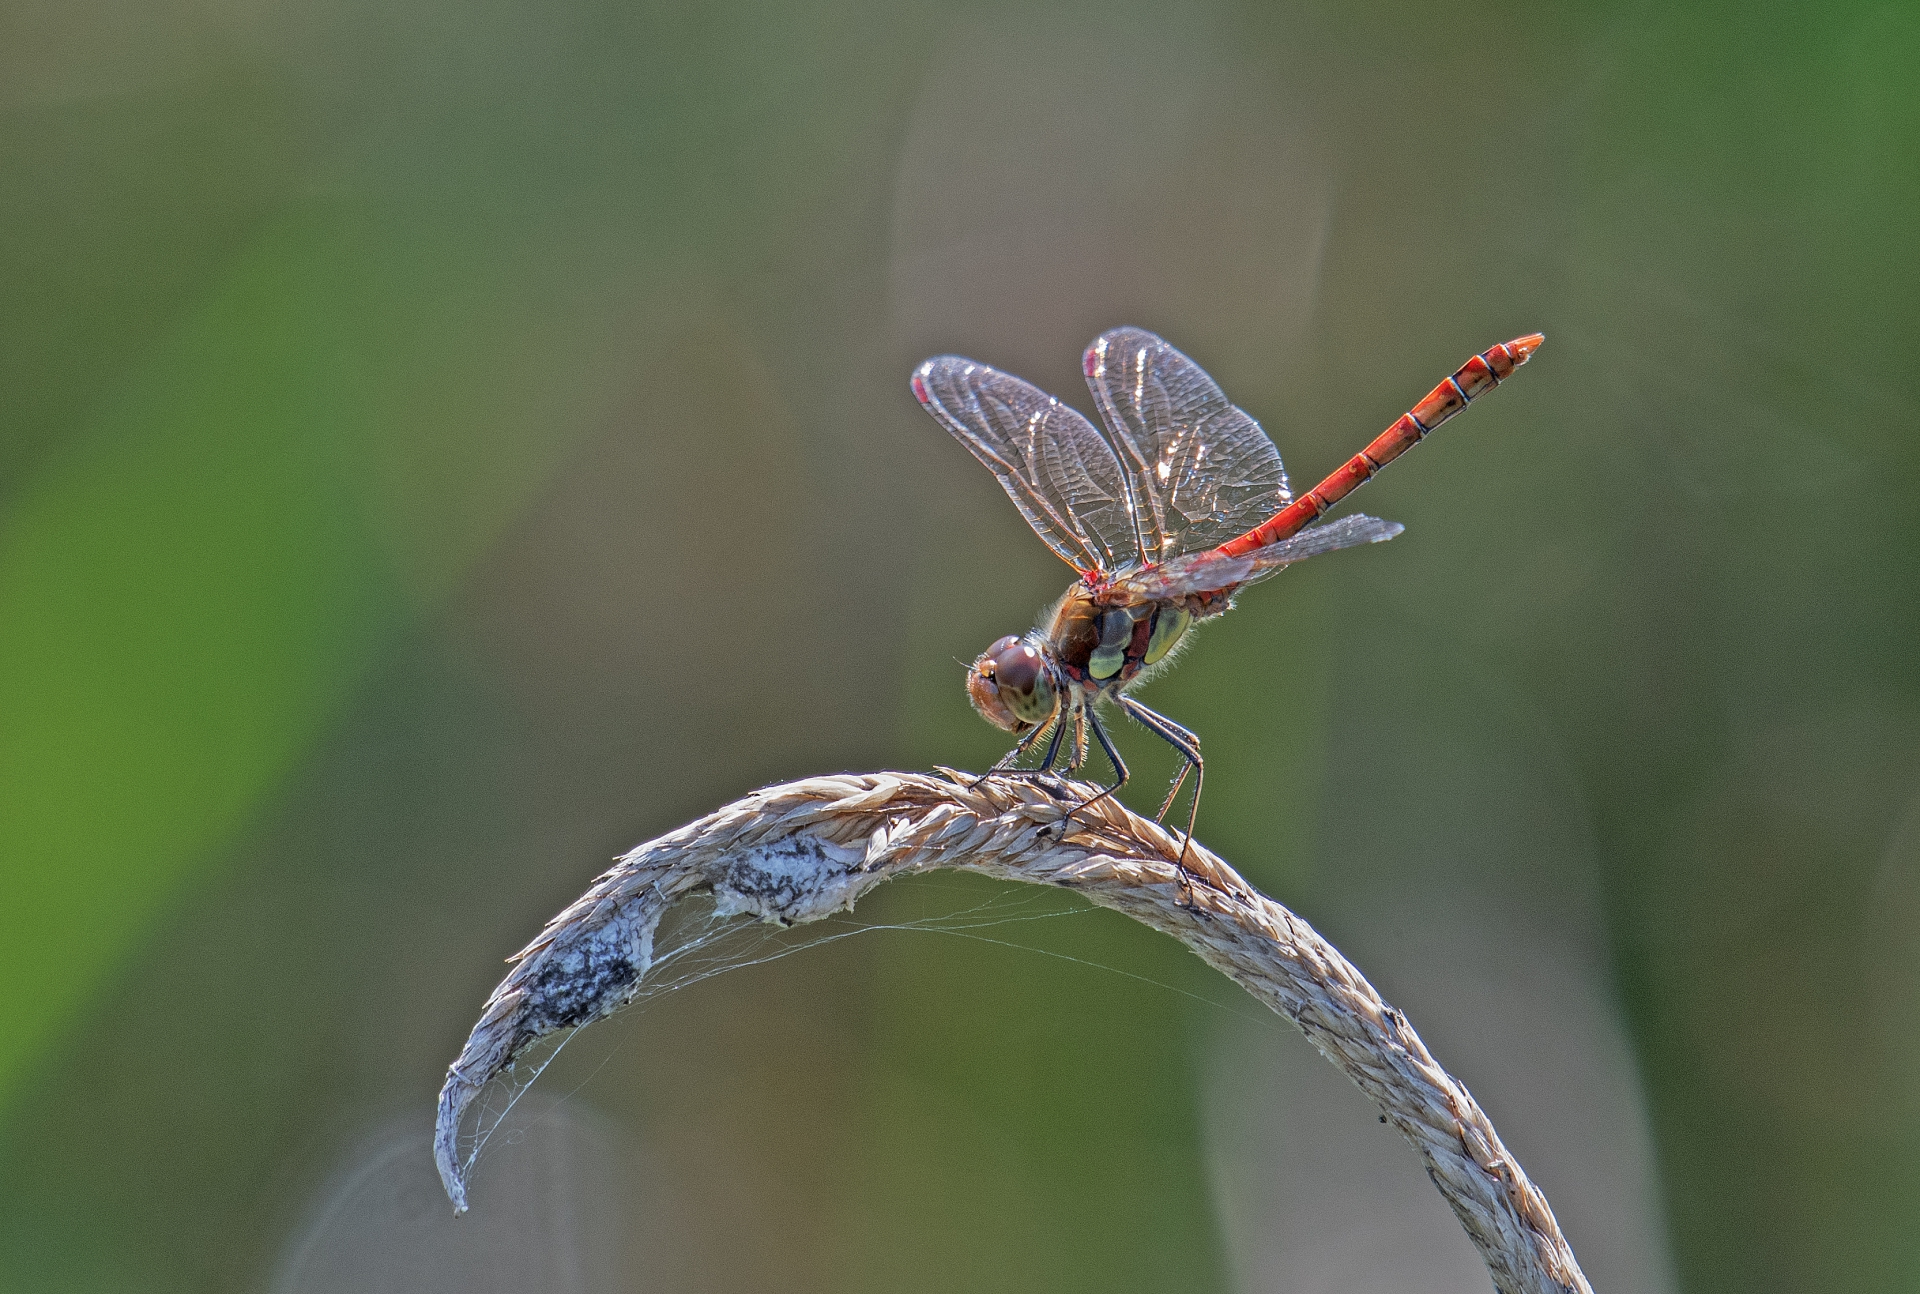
top-left (968, 636), bottom-right (1057, 731)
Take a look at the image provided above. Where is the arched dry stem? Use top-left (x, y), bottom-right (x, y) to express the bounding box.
top-left (435, 770), bottom-right (1593, 1294)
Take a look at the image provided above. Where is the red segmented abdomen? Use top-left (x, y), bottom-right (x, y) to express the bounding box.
top-left (1215, 333), bottom-right (1543, 559)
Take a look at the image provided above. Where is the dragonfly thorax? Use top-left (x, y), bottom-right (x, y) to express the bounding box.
top-left (1044, 587), bottom-right (1195, 691)
top-left (966, 587), bottom-right (1200, 737)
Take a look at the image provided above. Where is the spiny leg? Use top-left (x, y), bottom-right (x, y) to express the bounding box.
top-left (1141, 705), bottom-right (1204, 822)
top-left (1059, 705), bottom-right (1130, 826)
top-left (973, 709), bottom-right (1062, 789)
top-left (1033, 706), bottom-right (1069, 773)
top-left (1116, 693), bottom-right (1204, 863)
top-left (979, 703), bottom-right (1075, 800)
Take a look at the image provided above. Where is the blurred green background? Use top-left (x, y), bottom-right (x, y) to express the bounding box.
top-left (3, 0), bottom-right (1916, 1290)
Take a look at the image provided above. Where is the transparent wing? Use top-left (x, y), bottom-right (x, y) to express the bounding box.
top-left (1083, 327), bottom-right (1292, 565)
top-left (913, 356), bottom-right (1141, 575)
top-left (1110, 514), bottom-right (1403, 601)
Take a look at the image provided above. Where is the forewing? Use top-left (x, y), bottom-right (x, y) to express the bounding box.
top-left (1084, 327), bottom-right (1292, 564)
top-left (1111, 514), bottom-right (1404, 601)
top-left (913, 356), bottom-right (1140, 574)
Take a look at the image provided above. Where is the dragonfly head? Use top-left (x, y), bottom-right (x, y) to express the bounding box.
top-left (968, 635), bottom-right (1059, 733)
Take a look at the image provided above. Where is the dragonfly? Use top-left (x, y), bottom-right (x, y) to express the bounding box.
top-left (911, 326), bottom-right (1542, 855)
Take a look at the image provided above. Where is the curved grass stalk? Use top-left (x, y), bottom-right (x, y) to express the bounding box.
top-left (435, 770), bottom-right (1592, 1294)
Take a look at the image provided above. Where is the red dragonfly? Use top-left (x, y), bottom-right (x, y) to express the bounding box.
top-left (912, 326), bottom-right (1542, 851)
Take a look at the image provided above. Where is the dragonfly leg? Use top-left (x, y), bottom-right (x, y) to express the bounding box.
top-left (972, 710), bottom-right (1062, 791)
top-left (978, 704), bottom-right (1070, 788)
top-left (1059, 706), bottom-right (1130, 827)
top-left (983, 707), bottom-right (1103, 825)
top-left (1034, 708), bottom-right (1069, 773)
top-left (1115, 693), bottom-right (1204, 866)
